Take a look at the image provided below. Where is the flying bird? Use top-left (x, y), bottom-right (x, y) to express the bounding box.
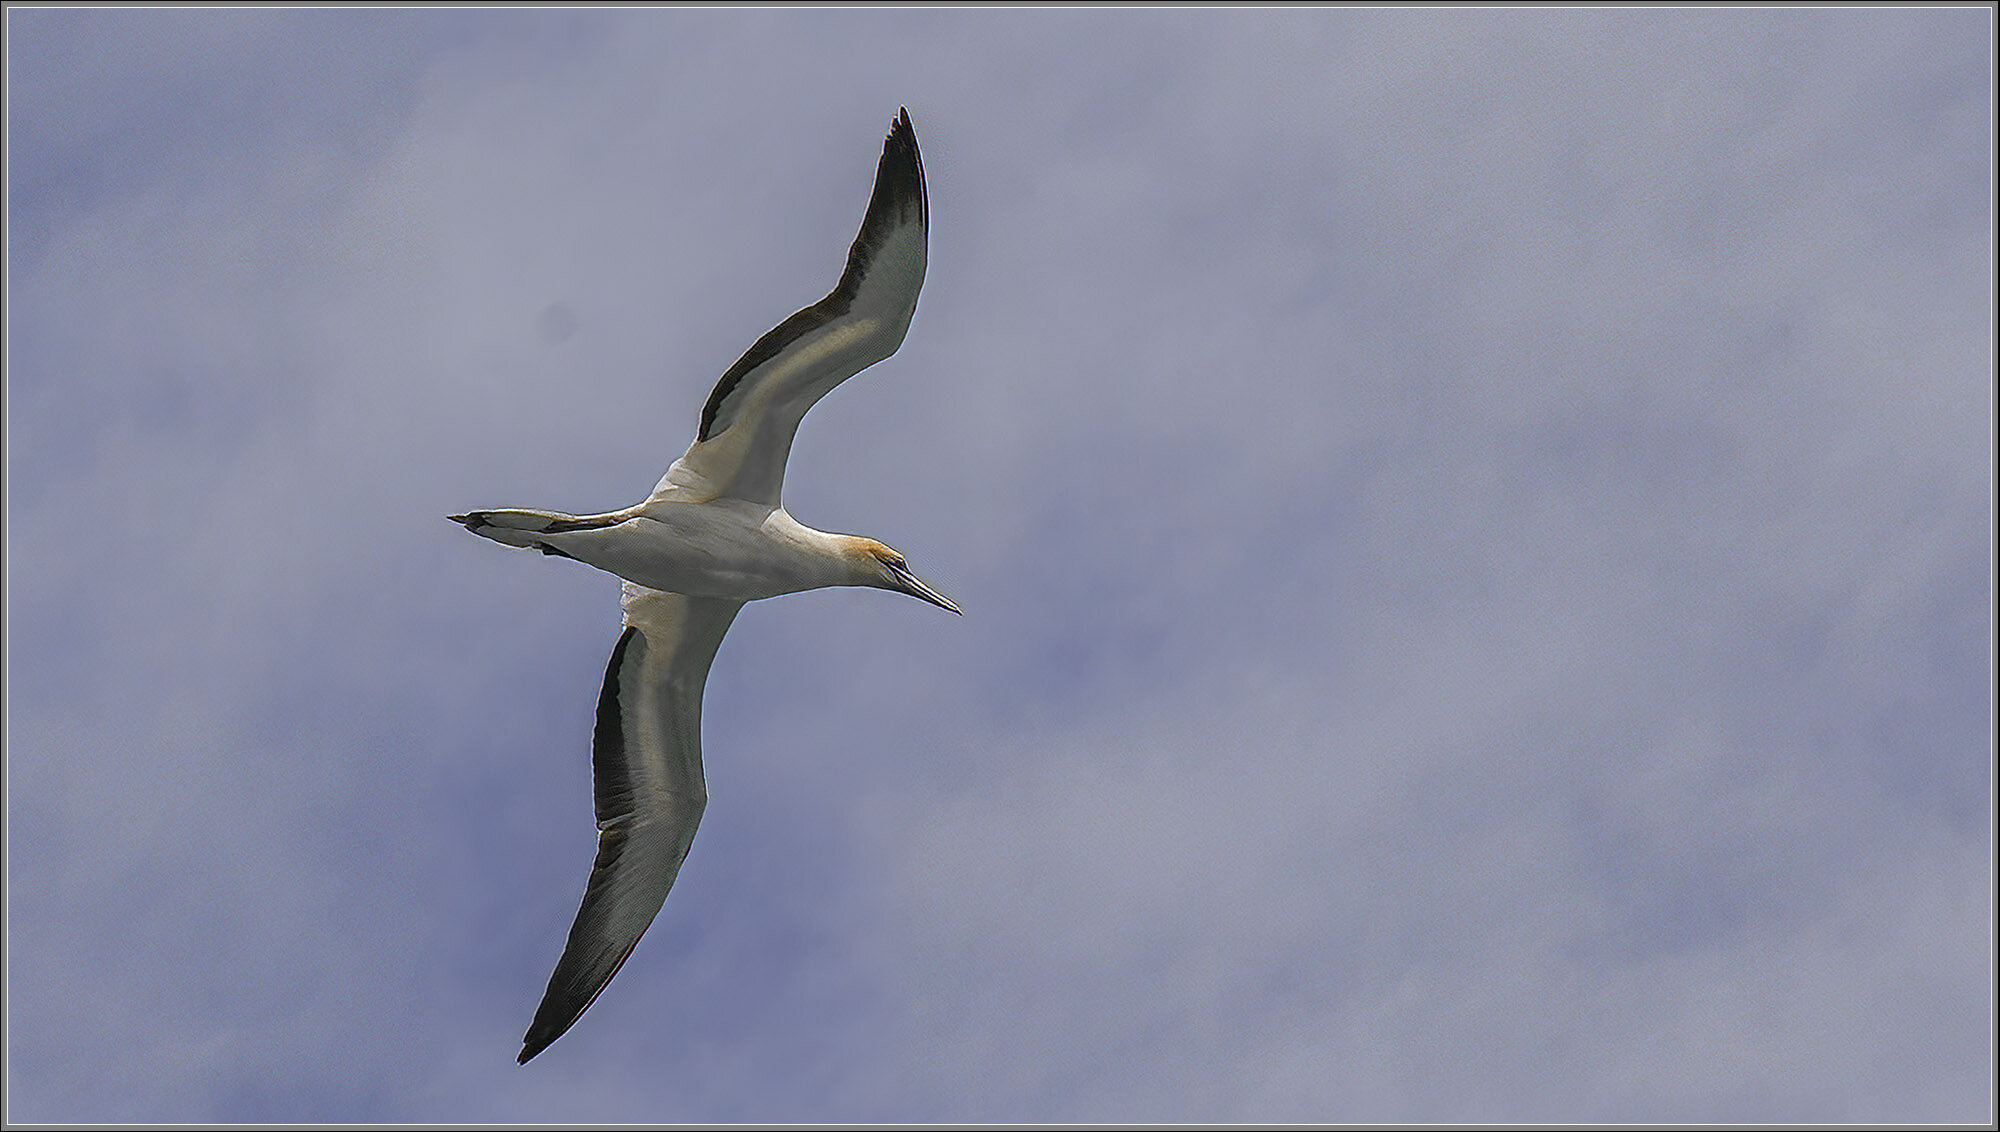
top-left (449, 108), bottom-right (956, 1065)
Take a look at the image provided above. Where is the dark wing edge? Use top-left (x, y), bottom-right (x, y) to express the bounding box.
top-left (695, 107), bottom-right (927, 443)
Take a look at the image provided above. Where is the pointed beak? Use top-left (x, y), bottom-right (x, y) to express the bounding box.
top-left (883, 560), bottom-right (962, 615)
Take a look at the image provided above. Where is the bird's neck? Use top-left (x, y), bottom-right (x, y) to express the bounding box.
top-left (761, 509), bottom-right (883, 588)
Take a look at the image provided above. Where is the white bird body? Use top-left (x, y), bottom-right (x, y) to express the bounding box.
top-left (466, 500), bottom-right (888, 601)
top-left (449, 109), bottom-right (954, 1064)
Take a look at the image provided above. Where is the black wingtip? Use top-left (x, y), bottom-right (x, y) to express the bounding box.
top-left (879, 106), bottom-right (925, 232)
top-left (518, 1011), bottom-right (566, 1063)
top-left (518, 1004), bottom-right (578, 1064)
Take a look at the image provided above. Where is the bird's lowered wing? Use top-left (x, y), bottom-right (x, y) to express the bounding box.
top-left (648, 108), bottom-right (928, 509)
top-left (518, 585), bottom-right (743, 1064)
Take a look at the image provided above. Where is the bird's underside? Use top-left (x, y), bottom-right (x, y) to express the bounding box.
top-left (450, 108), bottom-right (949, 1065)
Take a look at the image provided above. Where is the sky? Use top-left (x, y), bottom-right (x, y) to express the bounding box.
top-left (4, 7), bottom-right (1992, 1124)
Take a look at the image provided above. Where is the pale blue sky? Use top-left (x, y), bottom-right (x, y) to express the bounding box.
top-left (6, 8), bottom-right (1992, 1123)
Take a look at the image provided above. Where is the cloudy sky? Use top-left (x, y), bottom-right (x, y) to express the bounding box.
top-left (5, 8), bottom-right (1991, 1124)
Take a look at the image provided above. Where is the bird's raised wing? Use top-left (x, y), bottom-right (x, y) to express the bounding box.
top-left (518, 585), bottom-right (742, 1064)
top-left (647, 108), bottom-right (927, 509)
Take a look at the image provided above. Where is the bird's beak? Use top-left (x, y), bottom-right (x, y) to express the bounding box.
top-left (883, 560), bottom-right (962, 615)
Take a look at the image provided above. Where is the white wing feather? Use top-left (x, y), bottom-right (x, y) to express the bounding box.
top-left (648, 109), bottom-right (928, 508)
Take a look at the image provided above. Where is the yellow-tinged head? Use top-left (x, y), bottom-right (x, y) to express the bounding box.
top-left (848, 538), bottom-right (961, 615)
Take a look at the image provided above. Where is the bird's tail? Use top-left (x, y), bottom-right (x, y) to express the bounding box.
top-left (448, 509), bottom-right (597, 557)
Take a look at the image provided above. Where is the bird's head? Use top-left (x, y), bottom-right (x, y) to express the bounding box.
top-left (849, 538), bottom-right (960, 615)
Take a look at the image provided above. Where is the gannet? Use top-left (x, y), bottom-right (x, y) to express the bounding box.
top-left (448, 108), bottom-right (956, 1065)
